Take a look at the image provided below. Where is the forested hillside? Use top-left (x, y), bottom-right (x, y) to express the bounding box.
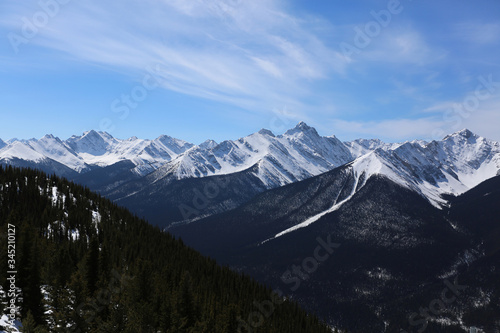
top-left (0, 166), bottom-right (333, 332)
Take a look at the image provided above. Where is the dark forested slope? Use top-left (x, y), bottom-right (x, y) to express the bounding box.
top-left (0, 166), bottom-right (333, 333)
top-left (172, 172), bottom-right (500, 332)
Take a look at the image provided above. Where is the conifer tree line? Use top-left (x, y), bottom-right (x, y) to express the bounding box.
top-left (0, 166), bottom-right (335, 332)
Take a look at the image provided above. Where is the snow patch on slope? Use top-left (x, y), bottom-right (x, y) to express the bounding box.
top-left (273, 151), bottom-right (404, 239)
top-left (0, 313), bottom-right (22, 332)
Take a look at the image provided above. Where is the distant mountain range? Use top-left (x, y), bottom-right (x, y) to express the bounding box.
top-left (0, 122), bottom-right (355, 185)
top-left (0, 130), bottom-right (194, 177)
top-left (1, 123), bottom-right (499, 227)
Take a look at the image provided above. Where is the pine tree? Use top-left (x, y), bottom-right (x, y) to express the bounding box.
top-left (21, 310), bottom-right (38, 333)
top-left (218, 303), bottom-right (239, 333)
top-left (19, 230), bottom-right (44, 325)
top-left (82, 237), bottom-right (99, 297)
top-left (174, 271), bottom-right (197, 331)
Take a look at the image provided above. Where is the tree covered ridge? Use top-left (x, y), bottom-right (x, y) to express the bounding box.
top-left (0, 166), bottom-right (334, 332)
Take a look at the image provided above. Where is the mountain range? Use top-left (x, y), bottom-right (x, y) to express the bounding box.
top-left (1, 124), bottom-right (499, 228)
top-left (0, 122), bottom-right (354, 186)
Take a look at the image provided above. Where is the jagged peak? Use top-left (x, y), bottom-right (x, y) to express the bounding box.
top-left (78, 130), bottom-right (112, 144)
top-left (7, 138), bottom-right (35, 144)
top-left (199, 139), bottom-right (218, 150)
top-left (78, 129), bottom-right (113, 140)
top-left (443, 128), bottom-right (479, 141)
top-left (156, 134), bottom-right (173, 140)
top-left (296, 121), bottom-right (312, 130)
top-left (39, 134), bottom-right (65, 144)
top-left (83, 129), bottom-right (99, 137)
top-left (257, 128), bottom-right (275, 137)
top-left (353, 138), bottom-right (384, 144)
top-left (99, 131), bottom-right (114, 140)
top-left (457, 128), bottom-right (474, 137)
top-left (284, 121), bottom-right (319, 136)
top-left (156, 134), bottom-right (193, 148)
top-left (409, 139), bottom-right (428, 147)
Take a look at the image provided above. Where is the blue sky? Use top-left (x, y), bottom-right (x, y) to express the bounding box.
top-left (1, 0), bottom-right (499, 144)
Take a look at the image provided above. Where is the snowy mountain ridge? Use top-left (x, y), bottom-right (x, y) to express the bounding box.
top-left (331, 129), bottom-right (499, 206)
top-left (266, 129), bottom-right (500, 239)
top-left (1, 130), bottom-right (194, 176)
top-left (148, 121), bottom-right (353, 188)
top-left (1, 124), bottom-right (499, 210)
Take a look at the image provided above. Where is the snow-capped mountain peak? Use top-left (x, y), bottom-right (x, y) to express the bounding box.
top-left (283, 121), bottom-right (318, 137)
top-left (344, 138), bottom-right (402, 158)
top-left (155, 135), bottom-right (194, 154)
top-left (257, 128), bottom-right (275, 137)
top-left (66, 130), bottom-right (117, 156)
top-left (443, 128), bottom-right (476, 141)
top-left (199, 139), bottom-right (218, 150)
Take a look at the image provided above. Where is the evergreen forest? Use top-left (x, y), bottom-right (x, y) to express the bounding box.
top-left (0, 166), bottom-right (334, 333)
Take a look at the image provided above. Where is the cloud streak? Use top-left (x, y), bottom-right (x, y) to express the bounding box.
top-left (3, 0), bottom-right (345, 118)
top-left (327, 117), bottom-right (445, 142)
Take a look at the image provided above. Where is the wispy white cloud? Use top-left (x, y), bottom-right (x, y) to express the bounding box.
top-left (326, 117), bottom-right (446, 142)
top-left (356, 88), bottom-right (500, 142)
top-left (251, 56), bottom-right (283, 78)
top-left (360, 28), bottom-right (447, 66)
top-left (4, 0), bottom-right (345, 117)
top-left (460, 97), bottom-right (500, 141)
top-left (422, 101), bottom-right (458, 113)
top-left (454, 21), bottom-right (500, 45)
top-left (327, 108), bottom-right (500, 143)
